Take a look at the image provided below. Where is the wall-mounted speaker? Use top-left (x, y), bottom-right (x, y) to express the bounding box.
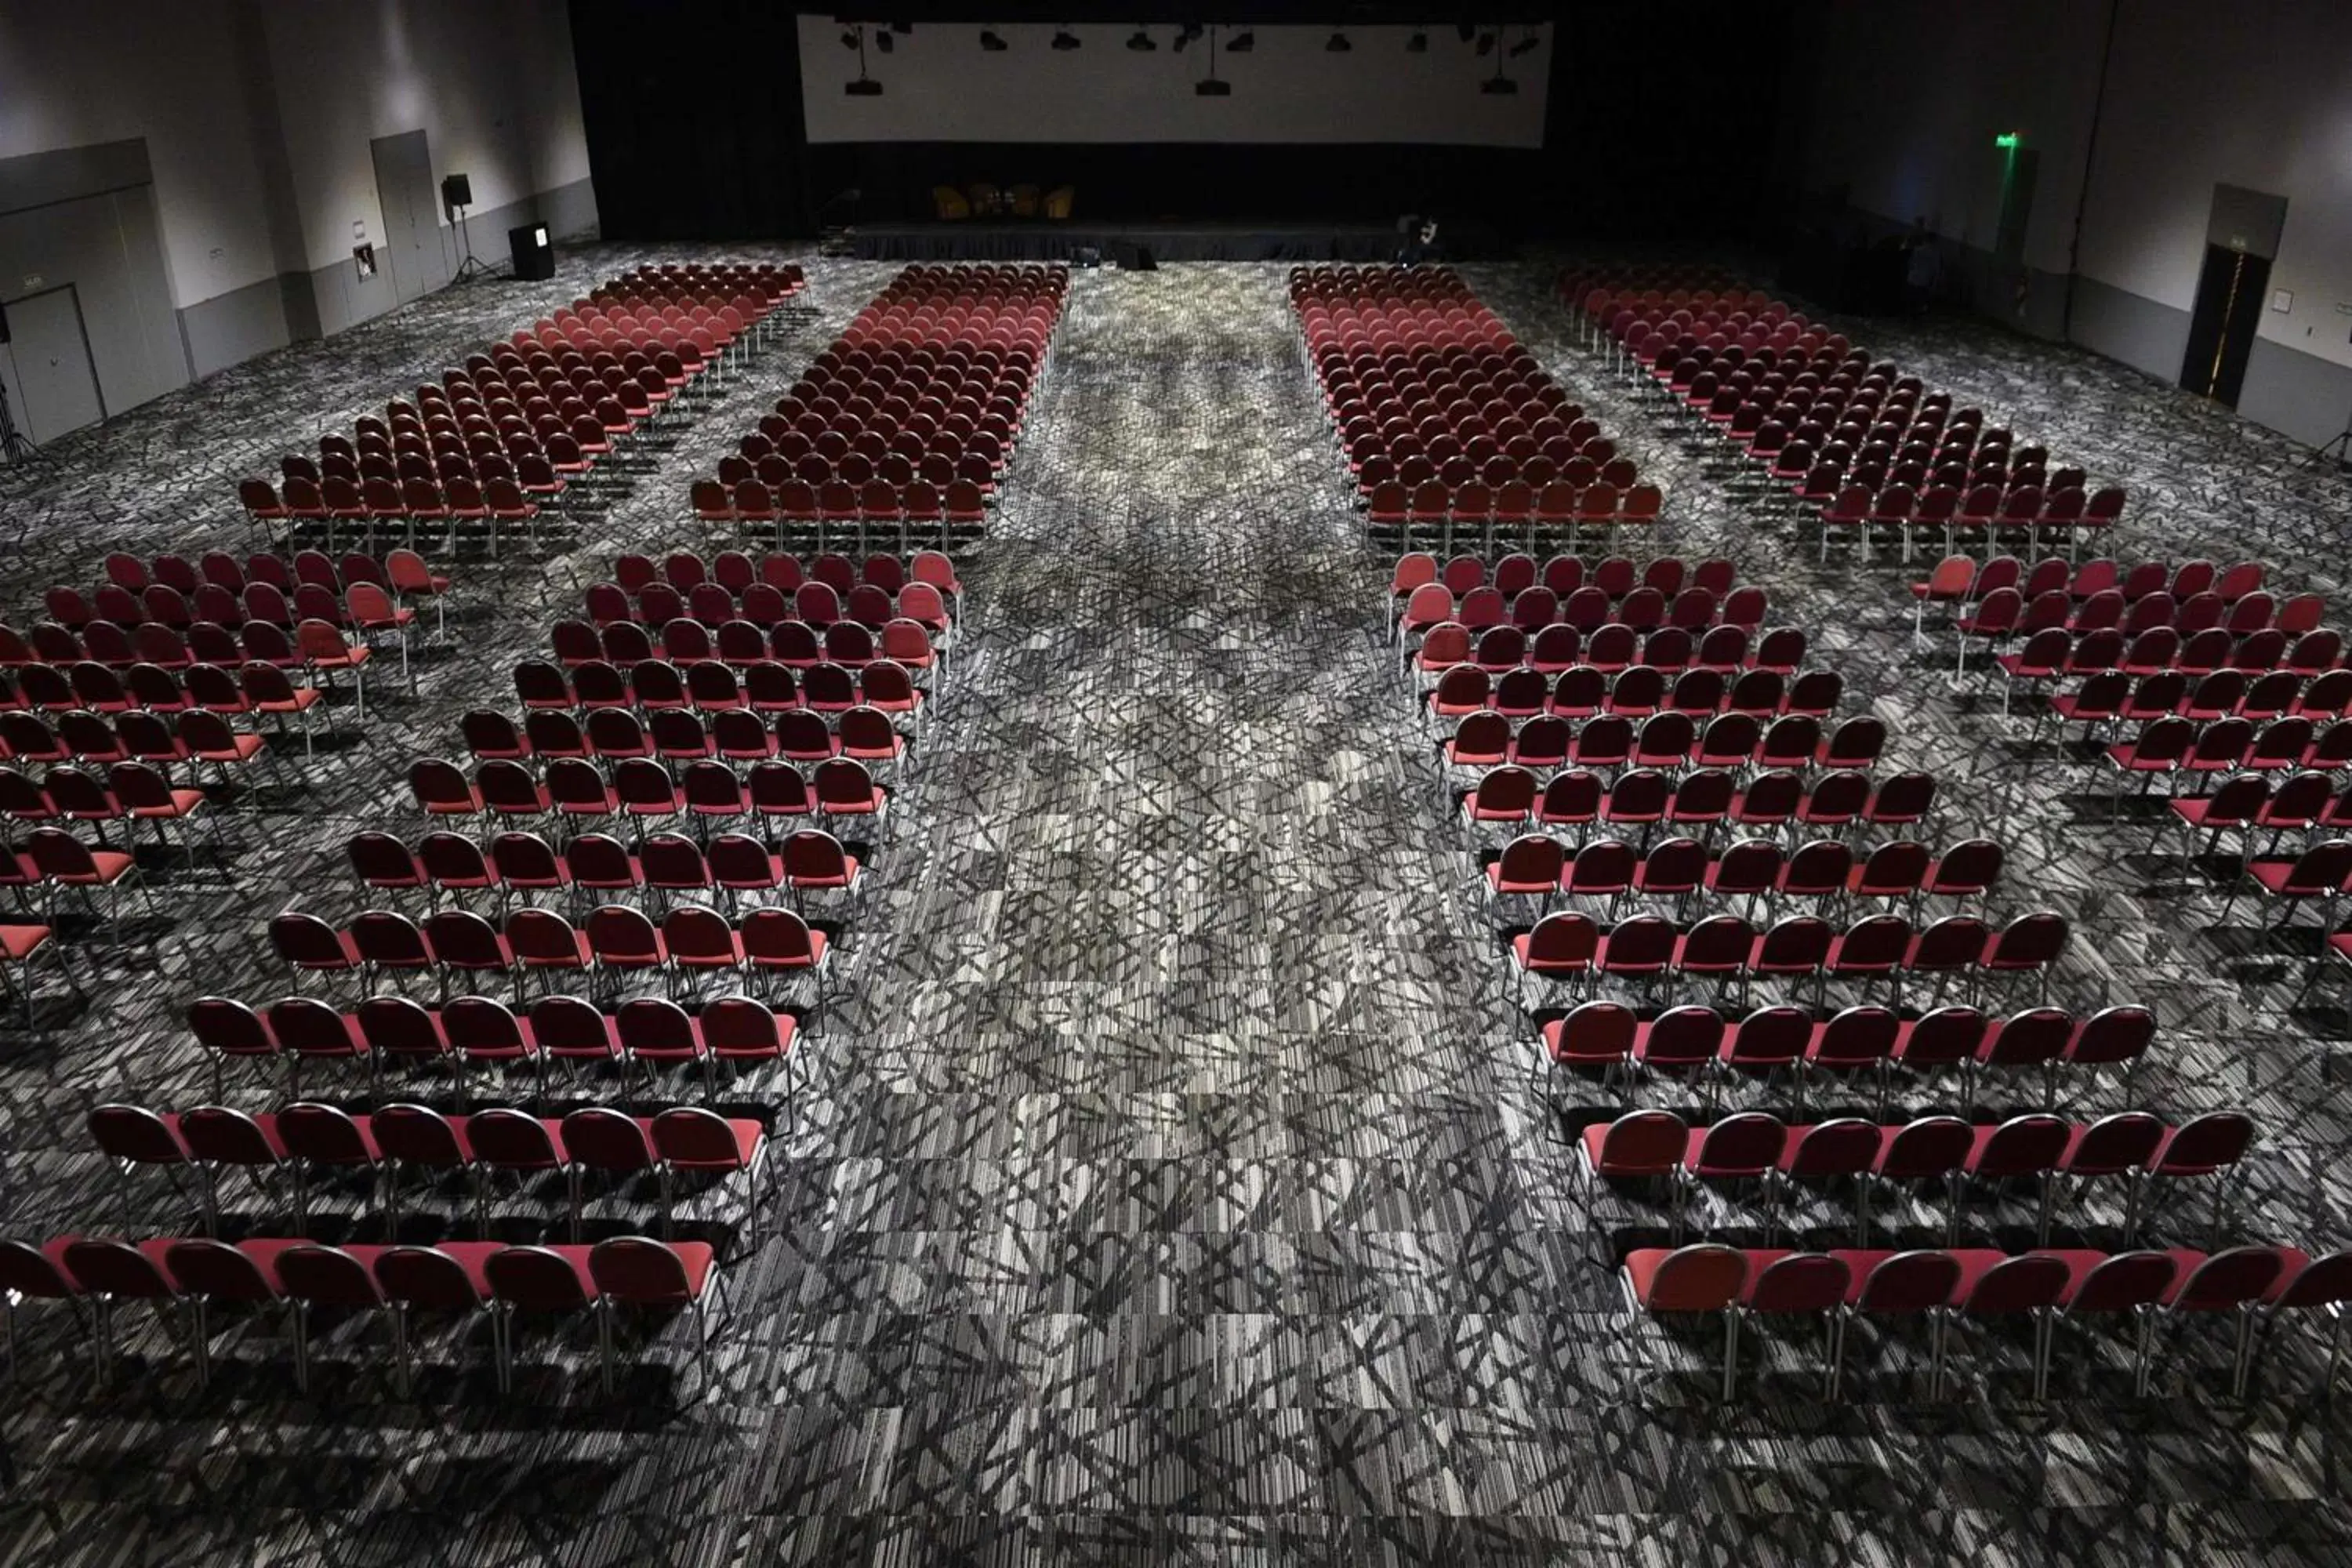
top-left (441, 172), bottom-right (473, 209)
top-left (508, 224), bottom-right (554, 281)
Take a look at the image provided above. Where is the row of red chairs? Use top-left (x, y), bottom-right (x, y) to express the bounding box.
top-left (1412, 625), bottom-right (1806, 685)
top-left (1440, 710), bottom-right (1888, 776)
top-left (31, 579), bottom-right (409, 642)
top-left (1918, 554), bottom-right (2267, 616)
top-left (268, 903), bottom-right (829, 1011)
top-left (1962, 590), bottom-right (2333, 664)
top-left (89, 548), bottom-right (447, 605)
top-left (241, 474), bottom-right (547, 557)
top-left (580, 578), bottom-right (949, 634)
top-left (350, 827), bottom-right (852, 923)
top-left (1449, 764), bottom-right (1934, 840)
top-left (2035, 669), bottom-right (2352, 735)
top-left (1428, 664), bottom-right (1843, 726)
top-left (461, 707), bottom-right (910, 776)
top-left (0, 710), bottom-right (283, 788)
top-left (1, 617), bottom-right (375, 681)
top-left (91, 1098), bottom-right (771, 1238)
top-left (618, 547), bottom-right (960, 602)
top-left (459, 706), bottom-right (913, 771)
top-left (0, 1231), bottom-right (725, 1395)
top-left (1490, 902), bottom-right (2071, 1010)
top-left (1397, 582), bottom-right (1767, 642)
top-left (1478, 835), bottom-right (1998, 934)
top-left (1817, 482), bottom-right (2129, 564)
top-left (1579, 1106), bottom-right (2246, 1246)
top-left (1541, 998), bottom-right (2153, 1112)
top-left (692, 477), bottom-right (985, 554)
top-left (1366, 479), bottom-right (1665, 553)
top-left (514, 656), bottom-right (924, 719)
top-left (188, 978), bottom-right (796, 1098)
top-left (2104, 716), bottom-right (2352, 789)
top-left (1390, 551), bottom-right (1736, 604)
top-left (1619, 1241), bottom-right (2334, 1401)
top-left (553, 620), bottom-right (938, 679)
top-left (408, 757), bottom-right (889, 832)
top-left (2159, 773), bottom-right (2352, 866)
top-left (1494, 833), bottom-right (1991, 919)
top-left (0, 662), bottom-right (332, 750)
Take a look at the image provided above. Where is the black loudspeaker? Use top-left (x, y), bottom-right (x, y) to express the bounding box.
top-left (508, 223), bottom-right (555, 281)
top-left (441, 172), bottom-right (472, 209)
top-left (0, 299), bottom-right (9, 344)
top-left (1114, 243), bottom-right (1158, 271)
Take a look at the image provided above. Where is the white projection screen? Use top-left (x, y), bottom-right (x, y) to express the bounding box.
top-left (799, 20), bottom-right (1552, 146)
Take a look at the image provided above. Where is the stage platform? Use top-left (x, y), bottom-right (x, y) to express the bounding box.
top-left (848, 220), bottom-right (1401, 263)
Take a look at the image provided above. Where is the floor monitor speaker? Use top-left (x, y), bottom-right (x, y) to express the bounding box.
top-left (508, 223), bottom-right (555, 281)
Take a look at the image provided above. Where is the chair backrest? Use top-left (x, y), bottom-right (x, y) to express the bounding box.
top-left (2151, 1110), bottom-right (2253, 1175)
top-left (375, 1244), bottom-right (485, 1309)
top-left (2169, 1246), bottom-right (2288, 1312)
top-left (1856, 1250), bottom-right (1962, 1314)
top-left (2067, 1250), bottom-right (2177, 1312)
top-left (1638, 1243), bottom-right (1747, 1311)
top-left (1594, 1110), bottom-right (1686, 1175)
top-left (1960, 1252), bottom-right (2071, 1314)
top-left (1746, 1252), bottom-right (1850, 1313)
top-left (589, 1235), bottom-right (700, 1305)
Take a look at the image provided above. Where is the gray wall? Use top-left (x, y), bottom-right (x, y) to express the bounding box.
top-left (0, 140), bottom-right (189, 424)
top-left (0, 0), bottom-right (599, 415)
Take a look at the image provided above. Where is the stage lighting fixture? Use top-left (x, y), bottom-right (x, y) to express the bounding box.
top-left (979, 27), bottom-right (1007, 49)
top-left (1225, 29), bottom-right (1253, 51)
top-left (1456, 22), bottom-right (1475, 42)
top-left (887, 20), bottom-right (910, 33)
top-left (1174, 22), bottom-right (1202, 51)
top-left (1406, 31), bottom-right (1428, 52)
top-left (840, 27), bottom-right (858, 49)
top-left (1508, 33), bottom-right (1539, 57)
top-left (1326, 31), bottom-right (1351, 51)
top-left (1127, 28), bottom-right (1156, 49)
top-left (1051, 26), bottom-right (1080, 49)
top-left (1475, 31), bottom-right (1495, 54)
top-left (875, 29), bottom-right (894, 53)
top-left (1196, 24), bottom-right (1229, 92)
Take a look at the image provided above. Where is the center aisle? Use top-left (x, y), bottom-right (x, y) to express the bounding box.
top-left (758, 266), bottom-right (1599, 1547)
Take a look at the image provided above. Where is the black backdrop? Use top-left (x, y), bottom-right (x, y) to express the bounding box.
top-left (569, 2), bottom-right (1796, 245)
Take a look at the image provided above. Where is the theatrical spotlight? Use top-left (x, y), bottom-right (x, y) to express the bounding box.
top-left (875, 29), bottom-right (894, 53)
top-left (979, 27), bottom-right (1007, 50)
top-left (1406, 31), bottom-right (1428, 52)
top-left (839, 27), bottom-right (859, 49)
top-left (1508, 33), bottom-right (1540, 57)
top-left (1475, 31), bottom-right (1495, 54)
top-left (1051, 26), bottom-right (1080, 49)
top-left (1225, 29), bottom-right (1253, 51)
top-left (1456, 22), bottom-right (1475, 42)
top-left (1174, 23), bottom-right (1203, 52)
top-left (1326, 31), bottom-right (1351, 51)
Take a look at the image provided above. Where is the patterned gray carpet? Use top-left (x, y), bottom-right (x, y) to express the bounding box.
top-left (1, 243), bottom-right (2350, 1566)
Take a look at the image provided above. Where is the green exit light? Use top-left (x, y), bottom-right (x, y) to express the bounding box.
top-left (1994, 132), bottom-right (2020, 149)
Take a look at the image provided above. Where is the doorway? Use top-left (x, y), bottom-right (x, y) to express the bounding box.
top-left (2, 285), bottom-right (105, 445)
top-left (2180, 183), bottom-right (2288, 409)
top-left (2180, 245), bottom-right (2269, 407)
top-left (368, 129), bottom-right (441, 307)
